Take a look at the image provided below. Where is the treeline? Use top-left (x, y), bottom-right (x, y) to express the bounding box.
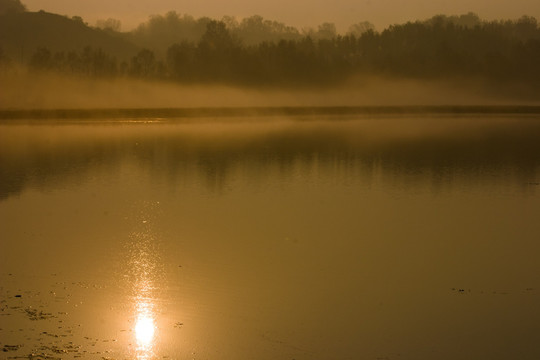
top-left (127, 11), bottom-right (364, 55)
top-left (9, 13), bottom-right (540, 87)
top-left (28, 47), bottom-right (119, 77)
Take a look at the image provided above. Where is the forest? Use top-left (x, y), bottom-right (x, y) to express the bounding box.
top-left (1, 0), bottom-right (539, 89)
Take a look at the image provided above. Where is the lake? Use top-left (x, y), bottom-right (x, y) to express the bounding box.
top-left (1, 110), bottom-right (540, 360)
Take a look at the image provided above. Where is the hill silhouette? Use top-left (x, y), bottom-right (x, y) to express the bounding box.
top-left (0, 0), bottom-right (26, 14)
top-left (0, 10), bottom-right (138, 62)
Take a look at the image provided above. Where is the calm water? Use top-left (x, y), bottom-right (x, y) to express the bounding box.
top-left (1, 114), bottom-right (540, 360)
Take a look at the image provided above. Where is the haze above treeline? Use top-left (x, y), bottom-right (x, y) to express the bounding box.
top-left (1, 0), bottom-right (539, 97)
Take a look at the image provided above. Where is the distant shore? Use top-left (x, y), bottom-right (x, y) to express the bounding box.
top-left (2, 105), bottom-right (540, 121)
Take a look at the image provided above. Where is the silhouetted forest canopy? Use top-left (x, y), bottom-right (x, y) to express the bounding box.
top-left (1, 0), bottom-right (539, 89)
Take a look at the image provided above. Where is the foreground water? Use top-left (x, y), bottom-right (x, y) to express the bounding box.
top-left (1, 113), bottom-right (540, 360)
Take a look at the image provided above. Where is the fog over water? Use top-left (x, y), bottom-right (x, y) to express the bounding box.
top-left (2, 70), bottom-right (538, 110)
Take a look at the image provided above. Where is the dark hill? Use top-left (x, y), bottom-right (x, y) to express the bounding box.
top-left (0, 11), bottom-right (139, 62)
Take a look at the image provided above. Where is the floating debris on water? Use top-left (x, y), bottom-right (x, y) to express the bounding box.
top-left (450, 287), bottom-right (532, 295)
top-left (24, 308), bottom-right (56, 321)
top-left (2, 344), bottom-right (22, 352)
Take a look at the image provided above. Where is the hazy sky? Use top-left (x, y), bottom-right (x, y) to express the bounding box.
top-left (23, 0), bottom-right (540, 32)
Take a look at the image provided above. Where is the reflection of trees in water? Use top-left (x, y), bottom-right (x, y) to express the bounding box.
top-left (0, 136), bottom-right (124, 199)
top-left (1, 118), bottom-right (540, 200)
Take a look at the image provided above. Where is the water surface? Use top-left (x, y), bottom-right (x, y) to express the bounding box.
top-left (1, 113), bottom-right (540, 359)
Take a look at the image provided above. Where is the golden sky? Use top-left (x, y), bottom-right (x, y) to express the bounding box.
top-left (23, 0), bottom-right (540, 32)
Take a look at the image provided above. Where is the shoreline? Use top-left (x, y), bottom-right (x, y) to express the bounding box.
top-left (2, 105), bottom-right (540, 121)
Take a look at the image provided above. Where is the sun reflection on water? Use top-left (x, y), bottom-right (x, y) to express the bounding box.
top-left (127, 208), bottom-right (163, 360)
top-left (135, 302), bottom-right (156, 348)
top-left (132, 266), bottom-right (158, 359)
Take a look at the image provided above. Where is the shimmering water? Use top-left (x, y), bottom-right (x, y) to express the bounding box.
top-left (1, 114), bottom-right (540, 360)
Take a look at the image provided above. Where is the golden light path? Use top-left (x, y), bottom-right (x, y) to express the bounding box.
top-left (133, 281), bottom-right (158, 360)
top-left (128, 218), bottom-right (161, 360)
top-left (135, 302), bottom-right (156, 348)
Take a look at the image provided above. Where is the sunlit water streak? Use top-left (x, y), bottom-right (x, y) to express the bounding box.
top-left (126, 204), bottom-right (163, 360)
top-left (135, 298), bottom-right (156, 358)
